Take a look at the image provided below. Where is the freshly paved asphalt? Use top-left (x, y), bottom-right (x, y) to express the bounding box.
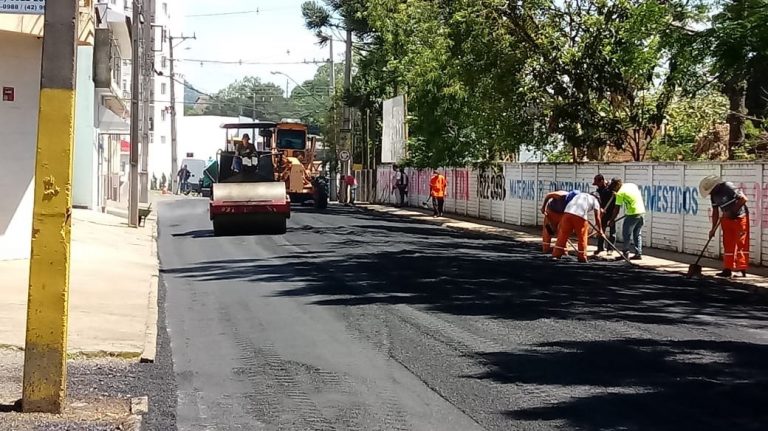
top-left (156, 198), bottom-right (768, 431)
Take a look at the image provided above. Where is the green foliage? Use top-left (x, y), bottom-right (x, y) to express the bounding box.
top-left (651, 91), bottom-right (728, 161)
top-left (296, 0), bottom-right (767, 164)
top-left (202, 76), bottom-right (290, 121)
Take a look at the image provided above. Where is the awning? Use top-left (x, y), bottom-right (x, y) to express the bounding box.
top-left (95, 3), bottom-right (132, 55)
top-left (97, 105), bottom-right (130, 134)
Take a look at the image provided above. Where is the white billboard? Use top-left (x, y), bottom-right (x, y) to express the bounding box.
top-left (381, 95), bottom-right (406, 163)
top-left (0, 0), bottom-right (44, 14)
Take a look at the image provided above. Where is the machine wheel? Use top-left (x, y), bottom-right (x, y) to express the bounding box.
top-left (272, 218), bottom-right (287, 235)
top-left (212, 219), bottom-right (226, 236)
top-left (314, 192), bottom-right (328, 209)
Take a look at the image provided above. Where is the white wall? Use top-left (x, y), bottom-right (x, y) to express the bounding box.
top-left (0, 32), bottom-right (42, 260)
top-left (178, 115), bottom-right (241, 163)
top-left (377, 162), bottom-right (768, 266)
top-left (148, 0), bottom-right (184, 181)
top-left (73, 46), bottom-right (97, 209)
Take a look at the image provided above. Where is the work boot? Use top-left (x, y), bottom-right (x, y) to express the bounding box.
top-left (593, 249), bottom-right (603, 257)
top-left (715, 269), bottom-right (733, 278)
top-left (630, 254), bottom-right (643, 261)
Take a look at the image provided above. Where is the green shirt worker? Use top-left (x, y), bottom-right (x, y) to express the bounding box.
top-left (609, 178), bottom-right (647, 261)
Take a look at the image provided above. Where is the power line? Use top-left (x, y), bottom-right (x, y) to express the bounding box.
top-left (180, 58), bottom-right (329, 66)
top-left (185, 6), bottom-right (297, 18)
top-left (169, 76), bottom-right (331, 116)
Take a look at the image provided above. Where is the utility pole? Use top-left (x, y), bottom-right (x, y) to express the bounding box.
top-left (140, 0), bottom-right (152, 203)
top-left (168, 33), bottom-right (195, 194)
top-left (329, 37), bottom-right (335, 96)
top-left (128, 0), bottom-right (141, 226)
top-left (22, 0), bottom-right (78, 413)
top-left (342, 28), bottom-right (353, 203)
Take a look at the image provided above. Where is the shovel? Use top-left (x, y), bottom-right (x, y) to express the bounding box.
top-left (687, 218), bottom-right (721, 278)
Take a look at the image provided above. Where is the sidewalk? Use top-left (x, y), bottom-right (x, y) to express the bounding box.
top-left (361, 204), bottom-right (768, 293)
top-left (0, 208), bottom-right (158, 356)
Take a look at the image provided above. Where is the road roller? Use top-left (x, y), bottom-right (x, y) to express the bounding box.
top-left (209, 122), bottom-right (290, 236)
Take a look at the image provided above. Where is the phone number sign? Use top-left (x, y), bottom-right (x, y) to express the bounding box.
top-left (0, 0), bottom-right (44, 14)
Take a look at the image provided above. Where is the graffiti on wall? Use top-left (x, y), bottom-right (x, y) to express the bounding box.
top-left (477, 172), bottom-right (506, 201)
top-left (641, 185), bottom-right (699, 215)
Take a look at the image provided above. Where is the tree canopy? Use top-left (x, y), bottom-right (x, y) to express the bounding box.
top-left (300, 0), bottom-right (768, 165)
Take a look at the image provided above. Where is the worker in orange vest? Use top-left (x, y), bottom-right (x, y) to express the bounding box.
top-left (700, 175), bottom-right (750, 278)
top-left (429, 169), bottom-right (448, 217)
top-left (540, 190), bottom-right (569, 253)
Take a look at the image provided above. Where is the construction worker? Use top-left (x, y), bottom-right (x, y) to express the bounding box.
top-left (552, 192), bottom-right (603, 262)
top-left (699, 175), bottom-right (750, 278)
top-left (429, 169), bottom-right (447, 217)
top-left (393, 165), bottom-right (409, 207)
top-left (609, 178), bottom-right (646, 261)
top-left (593, 174), bottom-right (617, 256)
top-left (540, 191), bottom-right (568, 253)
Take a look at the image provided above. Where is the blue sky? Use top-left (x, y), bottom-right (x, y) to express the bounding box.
top-left (180, 0), bottom-right (339, 95)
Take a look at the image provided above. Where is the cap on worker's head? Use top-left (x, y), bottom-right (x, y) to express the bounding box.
top-left (699, 175), bottom-right (723, 197)
top-left (593, 174), bottom-right (605, 185)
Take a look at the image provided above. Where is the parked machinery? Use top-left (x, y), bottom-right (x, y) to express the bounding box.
top-left (272, 119), bottom-right (328, 209)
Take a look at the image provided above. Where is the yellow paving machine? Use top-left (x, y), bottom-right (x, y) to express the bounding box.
top-left (273, 119), bottom-right (328, 209)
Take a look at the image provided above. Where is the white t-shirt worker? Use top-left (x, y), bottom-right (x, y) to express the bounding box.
top-left (553, 192), bottom-right (603, 262)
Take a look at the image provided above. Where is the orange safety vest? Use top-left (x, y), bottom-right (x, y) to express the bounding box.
top-left (430, 174), bottom-right (447, 198)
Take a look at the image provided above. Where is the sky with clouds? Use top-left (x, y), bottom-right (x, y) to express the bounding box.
top-left (179, 0), bottom-right (340, 95)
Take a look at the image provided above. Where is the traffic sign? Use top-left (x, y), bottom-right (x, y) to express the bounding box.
top-left (339, 150), bottom-right (351, 162)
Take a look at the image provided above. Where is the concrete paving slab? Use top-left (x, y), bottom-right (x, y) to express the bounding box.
top-left (0, 208), bottom-right (158, 354)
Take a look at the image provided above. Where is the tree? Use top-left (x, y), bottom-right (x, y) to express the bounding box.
top-left (202, 76), bottom-right (294, 121)
top-left (706, 0), bottom-right (768, 159)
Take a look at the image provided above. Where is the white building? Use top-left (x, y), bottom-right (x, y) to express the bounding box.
top-left (0, 5), bottom-right (96, 260)
top-left (179, 115), bottom-right (255, 164)
top-left (148, 0), bottom-right (185, 183)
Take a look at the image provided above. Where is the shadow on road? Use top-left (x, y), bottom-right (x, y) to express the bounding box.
top-left (160, 208), bottom-right (768, 430)
top-left (479, 338), bottom-right (768, 431)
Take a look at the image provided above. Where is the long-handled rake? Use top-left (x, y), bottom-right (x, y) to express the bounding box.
top-left (587, 220), bottom-right (633, 265)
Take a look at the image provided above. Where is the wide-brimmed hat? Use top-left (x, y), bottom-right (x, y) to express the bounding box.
top-left (699, 175), bottom-right (723, 197)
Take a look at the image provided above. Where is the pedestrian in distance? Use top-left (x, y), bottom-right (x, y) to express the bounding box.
top-left (176, 165), bottom-right (189, 195)
top-left (608, 178), bottom-right (646, 261)
top-left (552, 191), bottom-right (603, 263)
top-left (344, 173), bottom-right (358, 205)
top-left (540, 190), bottom-right (569, 253)
top-left (429, 169), bottom-right (447, 217)
top-left (699, 175), bottom-right (750, 278)
top-left (391, 164), bottom-right (400, 203)
top-left (395, 166), bottom-right (409, 207)
top-left (593, 174), bottom-right (617, 256)
top-left (183, 165), bottom-right (191, 194)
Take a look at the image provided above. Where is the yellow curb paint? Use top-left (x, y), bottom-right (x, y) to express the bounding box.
top-left (22, 87), bottom-right (76, 413)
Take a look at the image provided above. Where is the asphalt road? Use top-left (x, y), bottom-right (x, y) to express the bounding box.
top-left (156, 198), bottom-right (768, 431)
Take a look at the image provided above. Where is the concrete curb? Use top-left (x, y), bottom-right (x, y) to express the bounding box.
top-left (141, 216), bottom-right (160, 364)
top-left (360, 204), bottom-right (768, 298)
top-left (140, 275), bottom-right (159, 364)
top-left (121, 414), bottom-right (143, 431)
